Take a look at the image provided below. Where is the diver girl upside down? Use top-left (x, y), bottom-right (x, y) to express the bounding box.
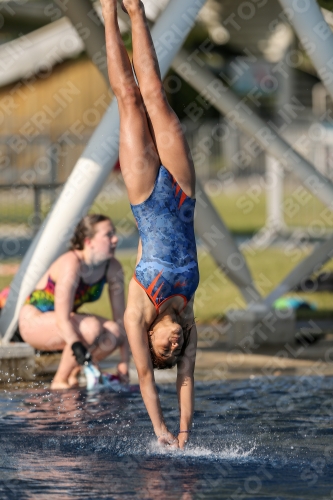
top-left (101, 0), bottom-right (199, 449)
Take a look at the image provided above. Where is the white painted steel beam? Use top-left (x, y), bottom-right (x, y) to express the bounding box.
top-left (53, 0), bottom-right (109, 81)
top-left (266, 155), bottom-right (285, 230)
top-left (0, 18), bottom-right (84, 88)
top-left (278, 0), bottom-right (333, 103)
top-left (172, 50), bottom-right (333, 209)
top-left (0, 0), bottom-right (207, 342)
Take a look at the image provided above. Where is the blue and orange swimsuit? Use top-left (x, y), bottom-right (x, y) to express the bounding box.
top-left (25, 256), bottom-right (108, 312)
top-left (131, 165), bottom-right (199, 312)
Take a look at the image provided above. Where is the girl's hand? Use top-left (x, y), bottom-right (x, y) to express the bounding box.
top-left (178, 432), bottom-right (190, 450)
top-left (157, 431), bottom-right (179, 449)
top-left (117, 362), bottom-right (129, 384)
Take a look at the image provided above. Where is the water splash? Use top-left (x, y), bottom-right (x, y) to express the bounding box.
top-left (147, 440), bottom-right (256, 461)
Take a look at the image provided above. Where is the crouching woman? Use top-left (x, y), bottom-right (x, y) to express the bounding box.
top-left (19, 214), bottom-right (129, 389)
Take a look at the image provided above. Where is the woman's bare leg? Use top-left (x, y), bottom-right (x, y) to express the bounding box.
top-left (123, 0), bottom-right (196, 197)
top-left (68, 366), bottom-right (81, 387)
top-left (53, 316), bottom-right (124, 388)
top-left (71, 313), bottom-right (124, 362)
top-left (52, 345), bottom-right (78, 389)
top-left (19, 306), bottom-right (124, 389)
top-left (19, 307), bottom-right (66, 351)
top-left (101, 0), bottom-right (160, 204)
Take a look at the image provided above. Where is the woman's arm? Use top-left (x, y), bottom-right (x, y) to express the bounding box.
top-left (107, 258), bottom-right (130, 377)
top-left (177, 306), bottom-right (197, 449)
top-left (124, 305), bottom-right (178, 447)
top-left (54, 253), bottom-right (81, 346)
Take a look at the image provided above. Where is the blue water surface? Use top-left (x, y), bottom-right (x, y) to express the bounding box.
top-left (0, 376), bottom-right (332, 499)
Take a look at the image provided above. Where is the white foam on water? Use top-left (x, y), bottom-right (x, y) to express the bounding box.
top-left (147, 440), bottom-right (256, 461)
top-left (67, 437), bottom-right (256, 462)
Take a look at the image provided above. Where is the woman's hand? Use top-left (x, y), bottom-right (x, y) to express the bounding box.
top-left (117, 362), bottom-right (129, 384)
top-left (157, 431), bottom-right (179, 449)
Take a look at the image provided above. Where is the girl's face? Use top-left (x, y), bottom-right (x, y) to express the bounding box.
top-left (86, 220), bottom-right (118, 263)
top-left (149, 317), bottom-right (184, 364)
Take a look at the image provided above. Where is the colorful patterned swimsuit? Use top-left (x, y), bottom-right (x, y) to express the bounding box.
top-left (25, 255), bottom-right (108, 313)
top-left (131, 165), bottom-right (199, 312)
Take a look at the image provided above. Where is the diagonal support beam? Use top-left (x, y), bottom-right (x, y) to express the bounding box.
top-left (172, 50), bottom-right (333, 210)
top-left (194, 185), bottom-right (261, 302)
top-left (53, 0), bottom-right (109, 81)
top-left (278, 0), bottom-right (333, 103)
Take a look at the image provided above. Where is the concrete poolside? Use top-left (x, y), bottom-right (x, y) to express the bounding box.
top-left (1, 325), bottom-right (333, 389)
top-left (29, 326), bottom-right (333, 387)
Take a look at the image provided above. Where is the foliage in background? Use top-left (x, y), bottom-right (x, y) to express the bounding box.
top-left (318, 0), bottom-right (333, 10)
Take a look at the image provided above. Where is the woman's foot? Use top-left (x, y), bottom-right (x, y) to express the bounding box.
top-left (51, 368), bottom-right (81, 389)
top-left (117, 361), bottom-right (129, 384)
top-left (51, 379), bottom-right (71, 390)
top-left (68, 366), bottom-right (81, 387)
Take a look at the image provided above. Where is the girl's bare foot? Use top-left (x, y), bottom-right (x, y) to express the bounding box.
top-left (121, 1), bottom-right (128, 14)
top-left (121, 0), bottom-right (144, 15)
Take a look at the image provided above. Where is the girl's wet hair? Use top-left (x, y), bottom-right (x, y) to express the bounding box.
top-left (70, 214), bottom-right (112, 250)
top-left (148, 321), bottom-right (194, 370)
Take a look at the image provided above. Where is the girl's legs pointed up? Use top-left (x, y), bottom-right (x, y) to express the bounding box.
top-left (123, 0), bottom-right (196, 197)
top-left (101, 0), bottom-right (160, 205)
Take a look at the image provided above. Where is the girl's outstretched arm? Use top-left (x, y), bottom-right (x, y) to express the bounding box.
top-left (101, 0), bottom-right (160, 206)
top-left (177, 310), bottom-right (197, 449)
top-left (123, 0), bottom-right (196, 198)
top-left (124, 306), bottom-right (178, 447)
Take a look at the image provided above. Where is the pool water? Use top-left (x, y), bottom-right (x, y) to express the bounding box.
top-left (0, 376), bottom-right (332, 499)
